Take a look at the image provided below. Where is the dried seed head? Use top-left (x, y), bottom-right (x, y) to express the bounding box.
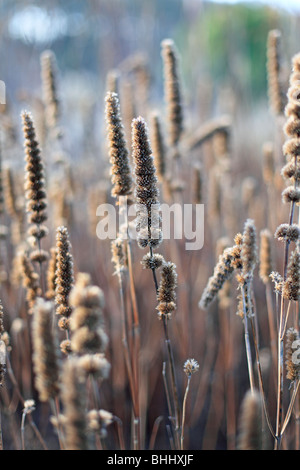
top-left (183, 358), bottom-right (199, 377)
top-left (284, 53), bottom-right (300, 128)
top-left (199, 238), bottom-right (242, 310)
top-left (3, 166), bottom-right (18, 218)
top-left (266, 30), bottom-right (286, 115)
top-left (282, 186), bottom-right (300, 204)
top-left (105, 92), bottom-right (133, 197)
top-left (30, 249), bottom-right (49, 264)
top-left (274, 223), bottom-right (300, 242)
top-left (55, 226), bottom-right (74, 323)
top-left (69, 273), bottom-right (108, 355)
top-left (241, 219), bottom-right (257, 278)
top-left (156, 261), bottom-right (177, 319)
top-left (40, 50), bottom-right (60, 130)
top-left (32, 298), bottom-right (60, 402)
top-left (161, 39), bottom-right (184, 147)
top-left (60, 357), bottom-right (89, 450)
top-left (60, 339), bottom-right (72, 356)
top-left (45, 247), bottom-right (57, 300)
top-left (111, 237), bottom-right (127, 274)
top-left (87, 409), bottom-right (113, 438)
top-left (23, 399), bottom-right (36, 414)
top-left (282, 250), bottom-right (300, 301)
top-left (259, 229), bottom-right (273, 284)
top-left (132, 116), bottom-right (162, 249)
top-left (150, 112), bottom-right (166, 182)
top-left (285, 328), bottom-right (300, 381)
top-left (281, 160), bottom-right (300, 182)
top-left (236, 279), bottom-right (254, 319)
top-left (141, 253), bottom-right (164, 270)
top-left (21, 111), bottom-right (48, 232)
top-left (262, 142), bottom-right (275, 184)
top-left (270, 271), bottom-right (283, 295)
top-left (237, 389), bottom-right (262, 450)
top-left (77, 353), bottom-right (110, 380)
top-left (20, 252), bottom-right (41, 314)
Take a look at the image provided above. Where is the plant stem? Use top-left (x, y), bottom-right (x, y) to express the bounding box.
top-left (180, 375), bottom-right (191, 450)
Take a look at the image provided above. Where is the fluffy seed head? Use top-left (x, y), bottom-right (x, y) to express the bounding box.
top-left (237, 389), bottom-right (262, 450)
top-left (183, 358), bottom-right (199, 377)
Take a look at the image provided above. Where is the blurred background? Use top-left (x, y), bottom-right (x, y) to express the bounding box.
top-left (0, 0), bottom-right (300, 451)
top-left (1, 0), bottom-right (300, 151)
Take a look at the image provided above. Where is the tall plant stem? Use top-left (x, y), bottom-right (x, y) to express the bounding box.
top-left (241, 284), bottom-right (255, 393)
top-left (119, 196), bottom-right (141, 449)
top-left (150, 246), bottom-right (181, 448)
top-left (180, 375), bottom-right (191, 450)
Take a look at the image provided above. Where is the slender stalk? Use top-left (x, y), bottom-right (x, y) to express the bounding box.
top-left (281, 380), bottom-right (300, 436)
top-left (241, 284), bottom-right (255, 393)
top-left (180, 375), bottom-right (191, 450)
top-left (150, 248), bottom-right (181, 447)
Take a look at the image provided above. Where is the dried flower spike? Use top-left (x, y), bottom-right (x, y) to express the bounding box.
top-left (259, 229), bottom-right (273, 284)
top-left (60, 357), bottom-right (89, 450)
top-left (237, 389), bottom-right (262, 450)
top-left (105, 91), bottom-right (133, 198)
top-left (241, 219), bottom-right (257, 279)
top-left (132, 116), bottom-right (162, 249)
top-left (266, 30), bottom-right (286, 115)
top-left (285, 328), bottom-right (300, 381)
top-left (156, 261), bottom-right (177, 319)
top-left (282, 250), bottom-right (300, 301)
top-left (40, 50), bottom-right (60, 130)
top-left (32, 298), bottom-right (60, 402)
top-left (55, 226), bottom-right (74, 324)
top-left (69, 273), bottom-right (108, 355)
top-left (161, 39), bottom-right (184, 147)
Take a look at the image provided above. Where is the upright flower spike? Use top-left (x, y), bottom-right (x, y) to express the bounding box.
top-left (69, 272), bottom-right (108, 357)
top-left (21, 111), bottom-right (49, 264)
top-left (282, 250), bottom-right (300, 301)
top-left (281, 54), bottom-right (300, 199)
top-left (61, 357), bottom-right (89, 450)
top-left (237, 389), bottom-right (262, 450)
top-left (241, 219), bottom-right (257, 280)
top-left (40, 50), bottom-right (60, 130)
top-left (132, 116), bottom-right (162, 249)
top-left (55, 226), bottom-right (74, 330)
top-left (266, 30), bottom-right (286, 115)
top-left (32, 298), bottom-right (60, 402)
top-left (150, 112), bottom-right (166, 182)
top-left (199, 234), bottom-right (243, 310)
top-left (161, 39), bottom-right (184, 148)
top-left (105, 91), bottom-right (133, 198)
top-left (20, 252), bottom-right (42, 314)
top-left (259, 229), bottom-right (273, 284)
top-left (156, 261), bottom-right (177, 319)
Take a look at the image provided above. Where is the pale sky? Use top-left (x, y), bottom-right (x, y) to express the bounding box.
top-left (208, 0), bottom-right (300, 12)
